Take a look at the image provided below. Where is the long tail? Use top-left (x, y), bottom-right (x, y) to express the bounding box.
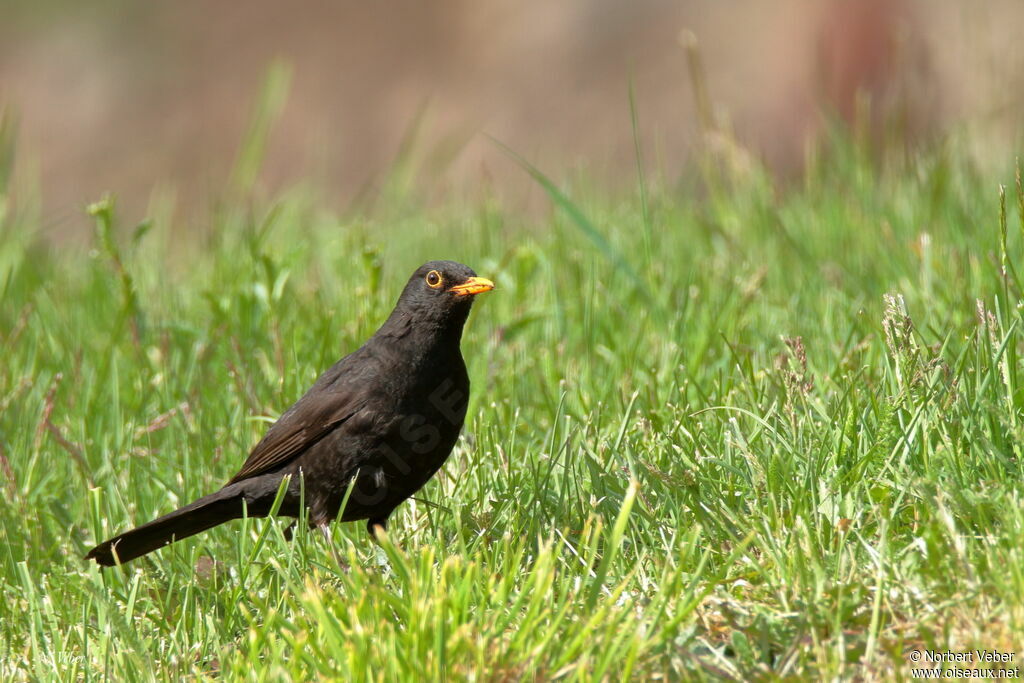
top-left (85, 485), bottom-right (251, 566)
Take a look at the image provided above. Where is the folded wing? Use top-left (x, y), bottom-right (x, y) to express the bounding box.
top-left (227, 353), bottom-right (374, 484)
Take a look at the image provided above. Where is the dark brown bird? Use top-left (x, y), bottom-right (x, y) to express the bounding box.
top-left (85, 260), bottom-right (494, 566)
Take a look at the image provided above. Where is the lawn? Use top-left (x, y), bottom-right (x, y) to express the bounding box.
top-left (2, 125), bottom-right (1023, 679)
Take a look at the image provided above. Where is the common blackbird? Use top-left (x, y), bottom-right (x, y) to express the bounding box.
top-left (85, 260), bottom-right (493, 566)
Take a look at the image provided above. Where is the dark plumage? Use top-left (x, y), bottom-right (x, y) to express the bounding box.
top-left (85, 260), bottom-right (494, 566)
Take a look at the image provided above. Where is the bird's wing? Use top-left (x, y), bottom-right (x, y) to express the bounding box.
top-left (226, 355), bottom-right (373, 484)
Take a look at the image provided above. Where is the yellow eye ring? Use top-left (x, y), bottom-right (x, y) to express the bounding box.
top-left (425, 270), bottom-right (443, 288)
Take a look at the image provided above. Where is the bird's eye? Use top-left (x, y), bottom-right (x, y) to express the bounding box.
top-left (425, 270), bottom-right (443, 288)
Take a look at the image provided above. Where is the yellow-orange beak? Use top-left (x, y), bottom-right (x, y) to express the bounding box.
top-left (450, 276), bottom-right (495, 297)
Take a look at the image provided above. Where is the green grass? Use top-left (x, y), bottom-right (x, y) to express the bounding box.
top-left (2, 129), bottom-right (1024, 680)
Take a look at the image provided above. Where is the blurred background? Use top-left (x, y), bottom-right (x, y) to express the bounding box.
top-left (2, 0), bottom-right (1023, 237)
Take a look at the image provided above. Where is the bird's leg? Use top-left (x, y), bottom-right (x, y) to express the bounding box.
top-left (317, 522), bottom-right (346, 569)
top-left (366, 518), bottom-right (388, 542)
top-left (283, 520), bottom-right (297, 542)
top-left (366, 518), bottom-right (392, 572)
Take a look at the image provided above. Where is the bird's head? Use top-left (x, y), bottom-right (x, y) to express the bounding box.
top-left (384, 260), bottom-right (494, 336)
